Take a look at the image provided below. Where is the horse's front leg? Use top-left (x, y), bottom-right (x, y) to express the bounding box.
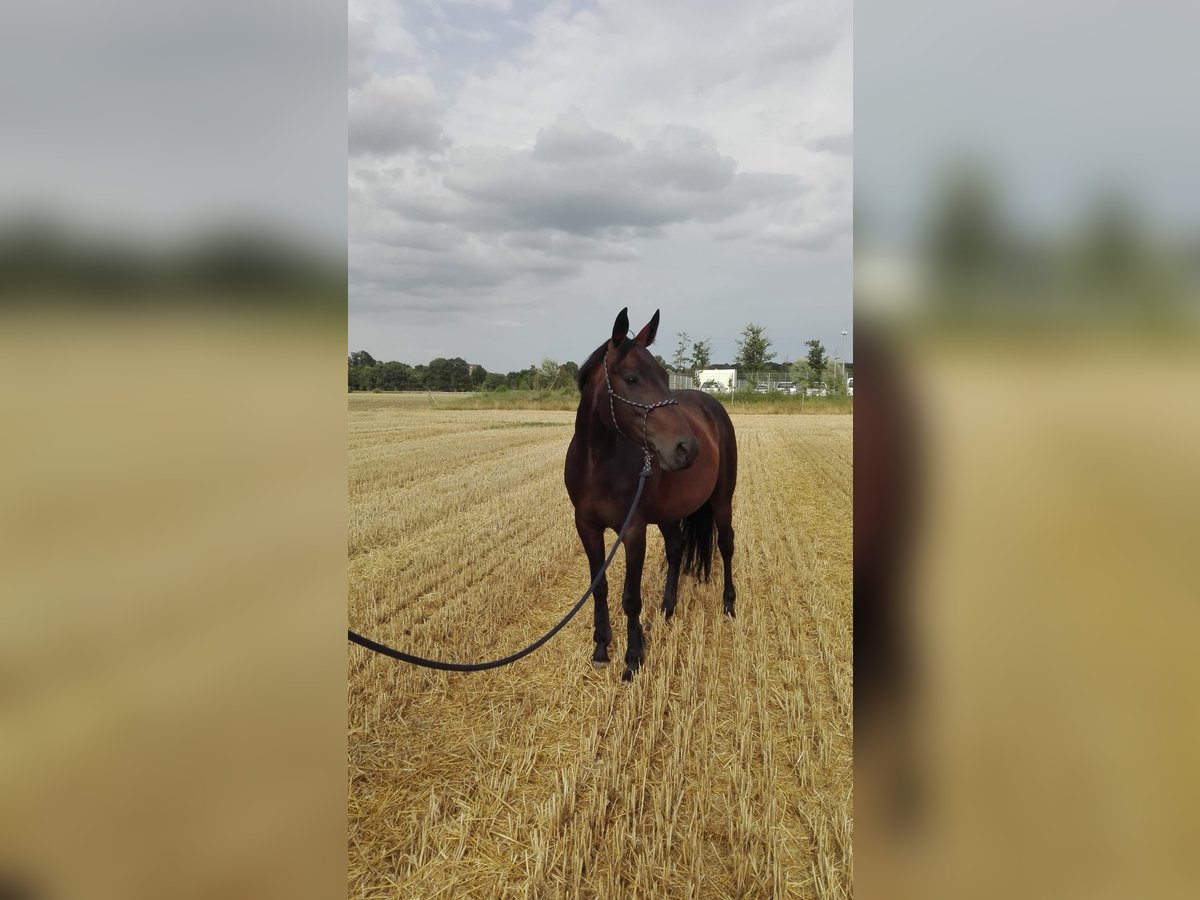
top-left (621, 522), bottom-right (647, 682)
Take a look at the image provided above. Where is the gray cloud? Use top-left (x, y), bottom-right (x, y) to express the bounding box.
top-left (531, 109), bottom-right (633, 163)
top-left (627, 126), bottom-right (737, 192)
top-left (758, 214), bottom-right (851, 251)
top-left (348, 19), bottom-right (374, 89)
top-left (350, 116), bottom-right (805, 309)
top-left (433, 121), bottom-right (800, 236)
top-left (349, 76), bottom-right (448, 156)
top-left (501, 229), bottom-right (641, 263)
top-left (350, 236), bottom-right (582, 311)
top-left (754, 1), bottom-right (849, 65)
top-left (351, 209), bottom-right (467, 253)
top-left (809, 133), bottom-right (853, 156)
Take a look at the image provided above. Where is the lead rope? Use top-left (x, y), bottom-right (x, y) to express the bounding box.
top-left (347, 452), bottom-right (653, 671)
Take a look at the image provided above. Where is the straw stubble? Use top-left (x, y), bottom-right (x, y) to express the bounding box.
top-left (348, 400), bottom-right (852, 898)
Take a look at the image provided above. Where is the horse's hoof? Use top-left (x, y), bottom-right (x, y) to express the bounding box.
top-left (621, 668), bottom-right (634, 682)
top-left (662, 605), bottom-right (675, 621)
top-left (591, 659), bottom-right (609, 670)
top-left (724, 605), bottom-right (736, 619)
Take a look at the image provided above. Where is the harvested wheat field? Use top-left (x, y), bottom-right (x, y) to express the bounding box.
top-left (348, 396), bottom-right (852, 898)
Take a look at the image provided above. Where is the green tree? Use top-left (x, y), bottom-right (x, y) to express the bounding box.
top-left (734, 323), bottom-right (776, 370)
top-left (375, 360), bottom-right (415, 391)
top-left (426, 357), bottom-right (471, 391)
top-left (788, 358), bottom-right (813, 386)
top-left (690, 339), bottom-right (712, 372)
top-left (804, 339), bottom-right (827, 385)
top-left (539, 357), bottom-right (561, 387)
top-left (824, 364), bottom-right (847, 395)
top-left (348, 350), bottom-right (381, 391)
top-left (561, 360), bottom-right (580, 391)
top-left (671, 332), bottom-right (691, 373)
top-left (349, 365), bottom-right (375, 391)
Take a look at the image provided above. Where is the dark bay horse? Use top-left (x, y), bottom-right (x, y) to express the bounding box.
top-left (565, 308), bottom-right (738, 681)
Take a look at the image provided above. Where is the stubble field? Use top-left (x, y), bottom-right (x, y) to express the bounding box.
top-left (347, 395), bottom-right (853, 898)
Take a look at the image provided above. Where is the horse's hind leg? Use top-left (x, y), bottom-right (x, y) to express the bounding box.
top-left (714, 502), bottom-right (736, 617)
top-left (658, 521), bottom-right (684, 621)
top-left (576, 516), bottom-right (611, 665)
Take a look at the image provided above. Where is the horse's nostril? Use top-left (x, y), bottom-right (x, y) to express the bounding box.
top-left (676, 439), bottom-right (698, 463)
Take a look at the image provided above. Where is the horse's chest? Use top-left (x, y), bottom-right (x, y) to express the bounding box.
top-left (566, 435), bottom-right (717, 526)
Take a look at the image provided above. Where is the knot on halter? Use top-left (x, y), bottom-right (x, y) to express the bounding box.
top-left (603, 353), bottom-right (679, 466)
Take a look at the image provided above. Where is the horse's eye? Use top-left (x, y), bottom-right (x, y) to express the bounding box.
top-left (624, 375), bottom-right (638, 385)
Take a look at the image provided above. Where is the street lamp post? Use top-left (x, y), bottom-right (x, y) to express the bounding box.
top-left (840, 331), bottom-right (848, 380)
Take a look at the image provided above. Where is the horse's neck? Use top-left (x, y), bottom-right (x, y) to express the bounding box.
top-left (575, 392), bottom-right (622, 460)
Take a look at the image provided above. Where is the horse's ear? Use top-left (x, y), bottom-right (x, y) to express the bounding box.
top-left (611, 308), bottom-right (630, 346)
top-left (633, 309), bottom-right (660, 348)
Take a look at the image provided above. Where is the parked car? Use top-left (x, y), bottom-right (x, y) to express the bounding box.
top-left (847, 376), bottom-right (853, 397)
top-left (775, 381), bottom-right (797, 395)
top-left (754, 383), bottom-right (770, 394)
top-left (700, 380), bottom-right (730, 394)
top-left (805, 382), bottom-right (829, 397)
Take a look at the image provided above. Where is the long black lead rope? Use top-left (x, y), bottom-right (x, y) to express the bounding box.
top-left (347, 454), bottom-right (653, 672)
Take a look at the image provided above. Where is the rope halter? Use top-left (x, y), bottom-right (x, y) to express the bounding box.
top-left (603, 351), bottom-right (679, 472)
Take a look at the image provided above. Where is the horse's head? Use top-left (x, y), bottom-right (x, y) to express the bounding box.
top-left (585, 308), bottom-right (699, 472)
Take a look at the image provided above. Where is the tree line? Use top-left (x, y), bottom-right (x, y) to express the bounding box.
top-left (348, 324), bottom-right (842, 392)
top-left (657, 323), bottom-right (843, 391)
top-left (348, 351), bottom-right (581, 393)
top-left (722, 324), bottom-right (842, 391)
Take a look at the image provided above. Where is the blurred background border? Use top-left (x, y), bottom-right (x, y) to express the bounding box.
top-left (855, 2), bottom-right (1200, 898)
top-left (1, 2), bottom-right (347, 898)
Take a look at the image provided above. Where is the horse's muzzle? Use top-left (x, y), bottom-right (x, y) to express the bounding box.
top-left (658, 436), bottom-right (698, 471)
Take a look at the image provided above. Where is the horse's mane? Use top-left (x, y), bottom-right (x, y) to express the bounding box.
top-left (576, 338), bottom-right (635, 390)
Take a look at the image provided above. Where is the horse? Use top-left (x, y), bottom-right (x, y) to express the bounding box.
top-left (565, 307), bottom-right (739, 681)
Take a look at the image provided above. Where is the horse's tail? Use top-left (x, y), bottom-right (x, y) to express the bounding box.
top-left (681, 502), bottom-right (715, 583)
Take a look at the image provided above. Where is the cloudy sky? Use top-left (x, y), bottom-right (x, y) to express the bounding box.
top-left (349, 0), bottom-right (852, 372)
